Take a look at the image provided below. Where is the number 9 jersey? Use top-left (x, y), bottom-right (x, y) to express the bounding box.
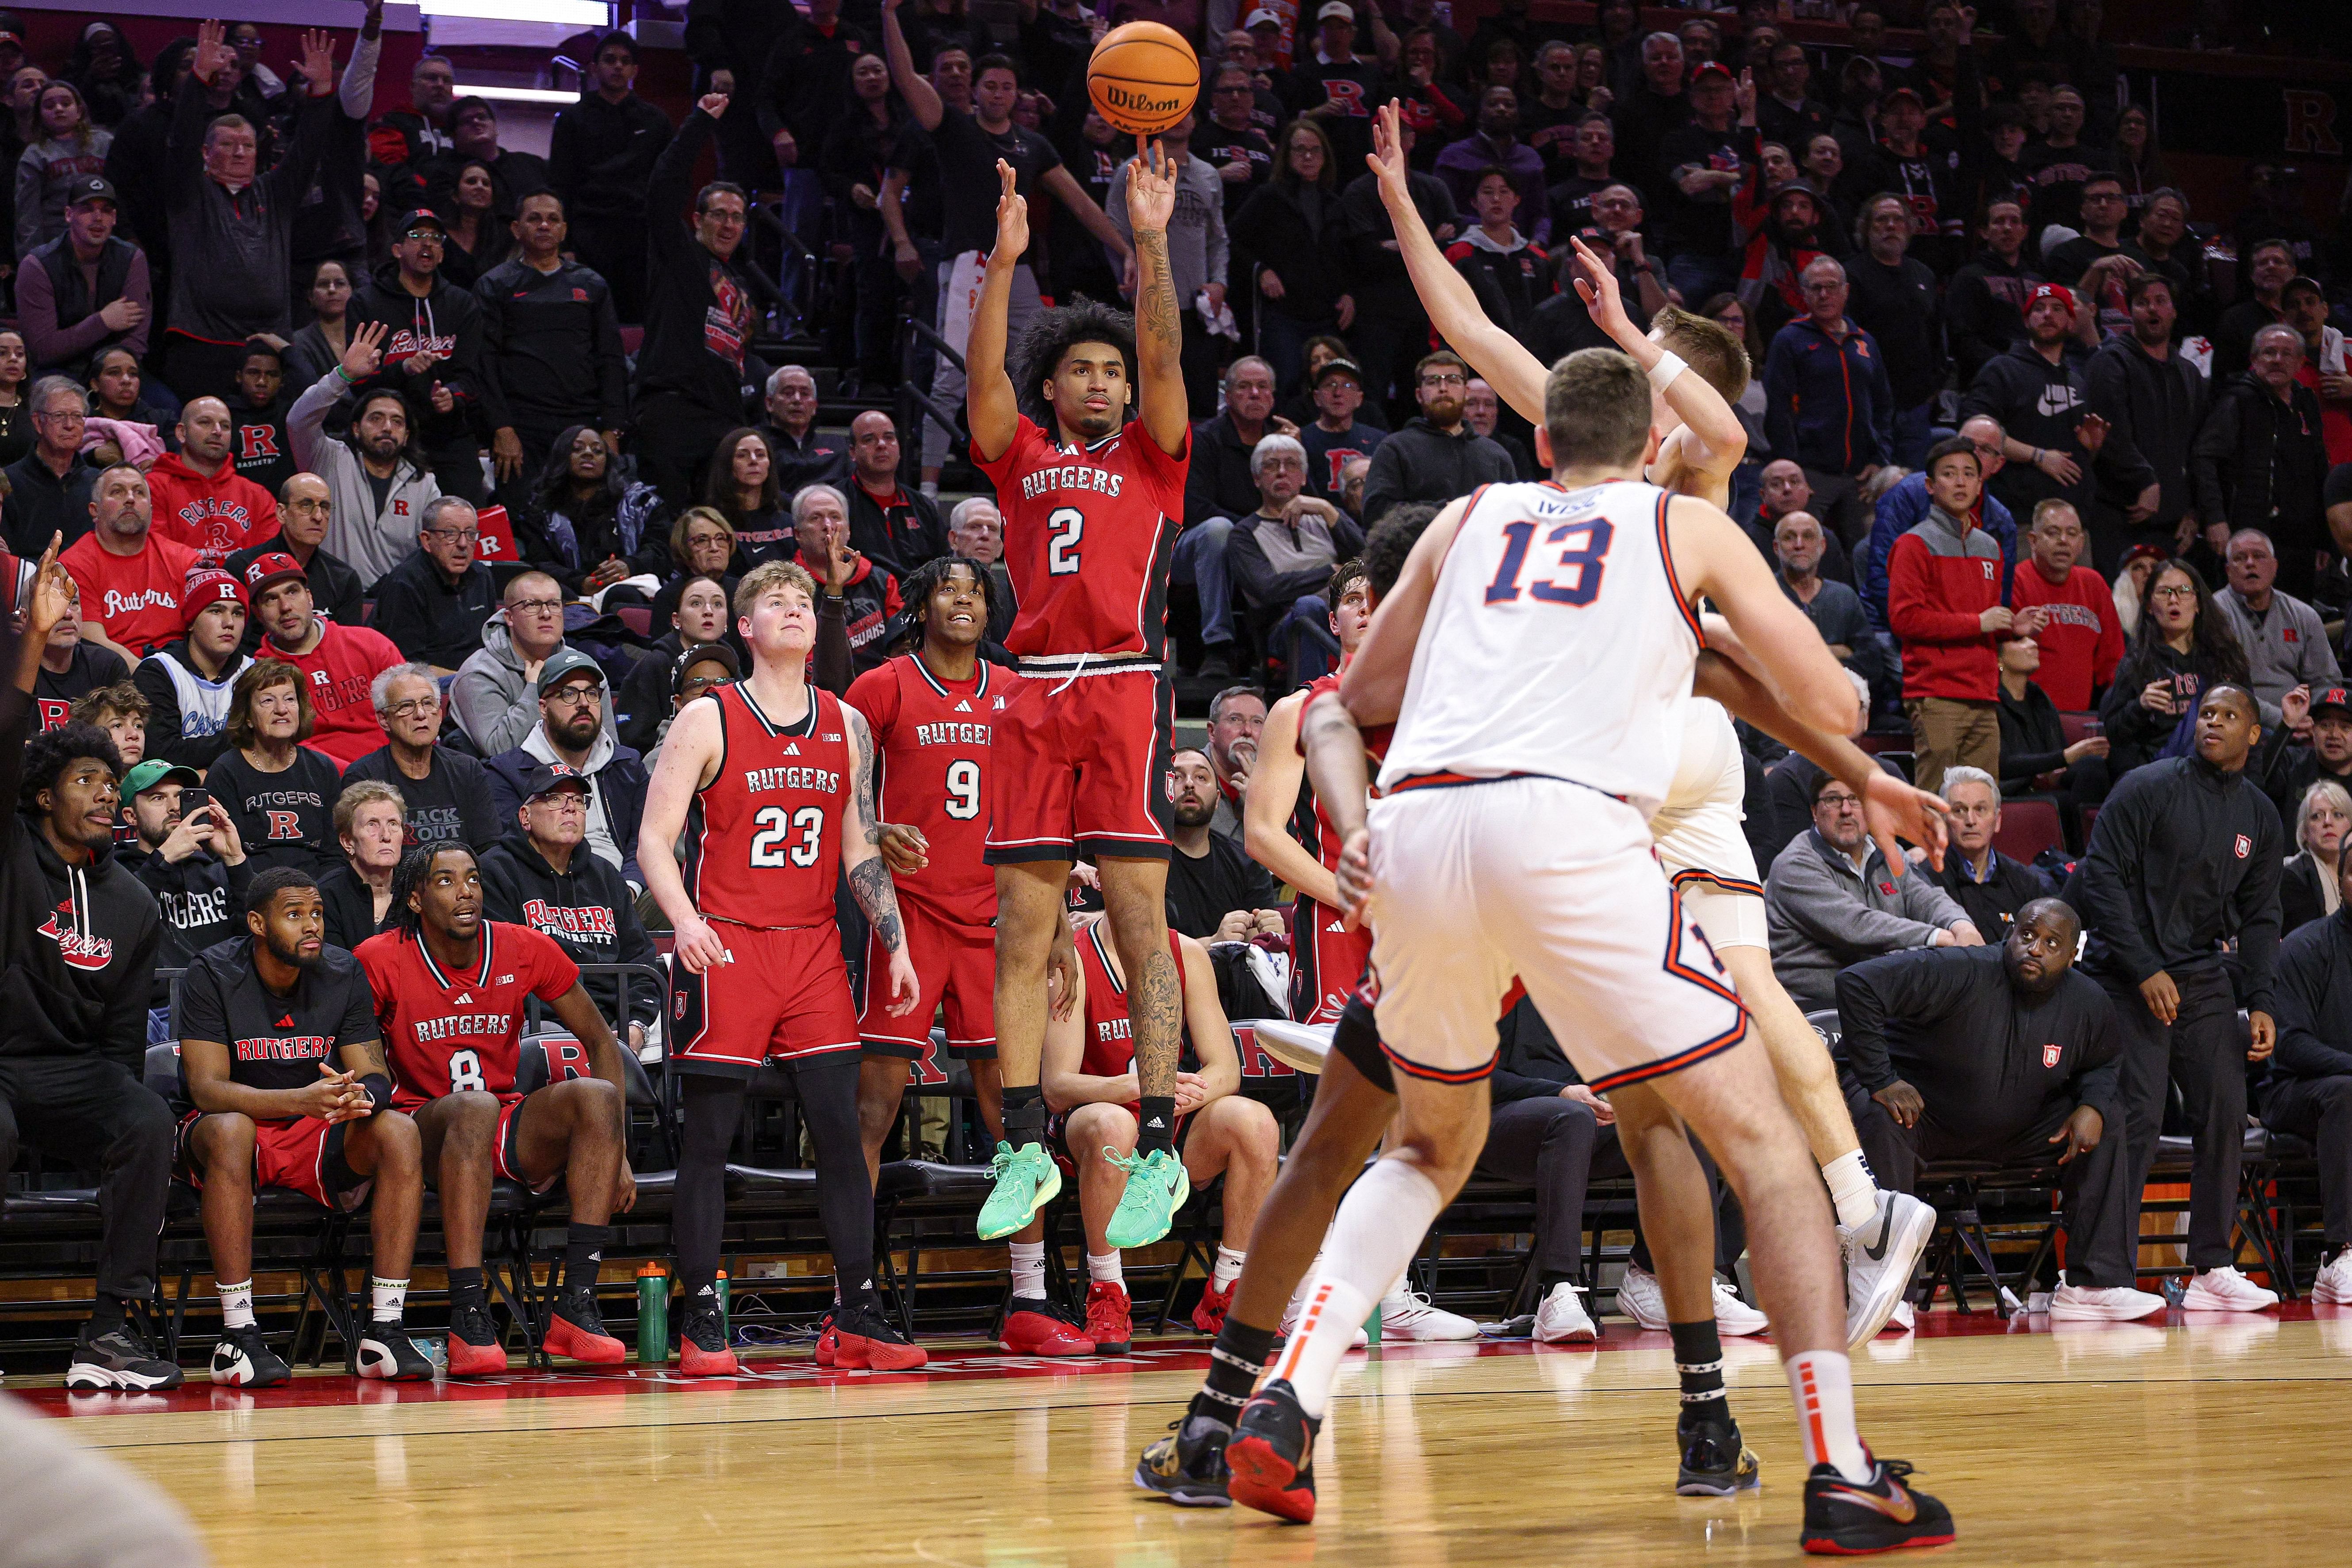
top-left (680, 682), bottom-right (853, 929)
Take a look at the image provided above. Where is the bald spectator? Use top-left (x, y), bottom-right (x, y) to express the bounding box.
top-left (143, 395), bottom-right (278, 567)
top-left (757, 363), bottom-right (849, 494)
top-left (452, 568), bottom-right (611, 756)
top-left (1755, 459), bottom-right (1851, 583)
top-left (60, 463), bottom-right (199, 664)
top-left (2191, 325), bottom-right (2331, 600)
top-left (368, 497), bottom-right (498, 674)
top-left (2215, 528), bottom-right (2339, 710)
top-left (1762, 256), bottom-right (1896, 547)
top-left (843, 410), bottom-right (944, 576)
top-left (1773, 511), bottom-right (1866, 662)
top-left (2007, 499), bottom-right (2123, 713)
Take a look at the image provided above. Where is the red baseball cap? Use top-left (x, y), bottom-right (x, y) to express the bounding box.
top-left (181, 569), bottom-right (248, 630)
top-left (241, 551), bottom-right (307, 595)
top-left (2026, 283), bottom-right (2076, 317)
top-left (1690, 61), bottom-right (1735, 85)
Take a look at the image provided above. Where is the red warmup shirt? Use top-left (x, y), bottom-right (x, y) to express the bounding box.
top-left (263, 618), bottom-right (406, 766)
top-left (2010, 561), bottom-right (2124, 712)
top-left (61, 531), bottom-right (199, 658)
top-left (145, 454), bottom-right (280, 567)
top-left (1886, 510), bottom-right (2006, 701)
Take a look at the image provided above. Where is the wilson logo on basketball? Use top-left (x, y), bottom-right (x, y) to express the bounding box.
top-left (1099, 82), bottom-right (1185, 116)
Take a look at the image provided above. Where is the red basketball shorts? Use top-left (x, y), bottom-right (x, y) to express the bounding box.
top-left (859, 905), bottom-right (997, 1059)
top-left (1290, 897), bottom-right (1374, 1025)
top-left (670, 920), bottom-right (862, 1075)
top-left (985, 664), bottom-right (1175, 863)
top-left (176, 1111), bottom-right (366, 1210)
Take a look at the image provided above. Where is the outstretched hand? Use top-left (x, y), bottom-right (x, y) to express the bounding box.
top-left (1862, 769), bottom-right (1951, 873)
top-left (24, 534), bottom-right (70, 641)
top-left (193, 19), bottom-right (235, 85)
top-left (992, 158), bottom-right (1030, 260)
top-left (1368, 99), bottom-right (1411, 200)
top-left (1569, 234), bottom-right (1636, 345)
top-left (1126, 136), bottom-right (1176, 234)
top-left (340, 318), bottom-right (388, 381)
top-left (298, 28), bottom-right (337, 95)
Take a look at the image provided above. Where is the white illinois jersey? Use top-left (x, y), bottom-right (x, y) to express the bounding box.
top-left (1380, 479), bottom-right (1703, 817)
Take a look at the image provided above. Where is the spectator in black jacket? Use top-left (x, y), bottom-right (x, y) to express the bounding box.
top-left (2, 373), bottom-right (98, 555)
top-left (617, 574), bottom-right (732, 753)
top-left (225, 345), bottom-right (295, 501)
top-left (791, 483), bottom-right (899, 675)
top-left (345, 209), bottom-right (490, 503)
top-left (482, 759), bottom-right (661, 1049)
top-left (120, 758), bottom-right (252, 1024)
top-left (518, 428), bottom-right (668, 600)
top-left (634, 95), bottom-right (759, 505)
top-left (1931, 765), bottom-right (2058, 934)
top-left (1843, 195), bottom-right (1944, 470)
top-left (1966, 284), bottom-right (2153, 545)
top-left (2264, 862), bottom-right (2352, 1301)
top-left (368, 498), bottom-right (496, 674)
top-left (2066, 682), bottom-right (2286, 1312)
top-left (1360, 350), bottom-right (1517, 528)
top-left (2083, 273), bottom-right (2203, 568)
top-left (1996, 635), bottom-right (2110, 845)
top-left (2264, 683), bottom-right (2352, 825)
top-left (819, 53), bottom-right (906, 394)
top-left (223, 474), bottom-right (366, 654)
top-left (1230, 119), bottom-right (1353, 394)
top-left (2278, 779), bottom-right (2348, 938)
top-left (132, 569), bottom-right (252, 772)
top-left (2095, 558), bottom-right (2258, 779)
top-left (339, 663), bottom-right (499, 853)
top-left (1832, 901), bottom-right (2158, 1320)
top-left (1336, 114), bottom-right (1456, 417)
top-left (843, 411), bottom-right (945, 577)
top-left (32, 596), bottom-right (129, 734)
top-left (1164, 747), bottom-right (1283, 941)
top-left (1180, 356), bottom-right (1291, 677)
top-left (1943, 198), bottom-right (2042, 388)
top-left (2190, 325), bottom-right (2331, 601)
top-left (476, 191), bottom-right (628, 495)
top-left (547, 33), bottom-right (671, 323)
top-left (315, 776), bottom-right (402, 948)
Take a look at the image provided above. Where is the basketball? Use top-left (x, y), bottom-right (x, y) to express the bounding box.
top-left (1086, 22), bottom-right (1199, 137)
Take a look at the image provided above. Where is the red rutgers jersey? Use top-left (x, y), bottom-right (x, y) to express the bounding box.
top-left (356, 923), bottom-right (580, 1108)
top-left (844, 654), bottom-right (1000, 929)
top-left (1075, 919), bottom-right (1190, 1110)
top-left (682, 682), bottom-right (852, 929)
top-left (974, 416), bottom-right (1189, 663)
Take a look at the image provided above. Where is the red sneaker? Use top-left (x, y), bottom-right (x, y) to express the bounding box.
top-left (1191, 1278), bottom-right (1235, 1335)
top-left (1086, 1280), bottom-right (1134, 1354)
top-left (444, 1301), bottom-right (508, 1378)
top-left (1001, 1298), bottom-right (1095, 1355)
top-left (815, 1316), bottom-right (839, 1367)
top-left (833, 1304), bottom-right (929, 1370)
top-left (543, 1285), bottom-right (627, 1365)
top-left (675, 1305), bottom-right (737, 1376)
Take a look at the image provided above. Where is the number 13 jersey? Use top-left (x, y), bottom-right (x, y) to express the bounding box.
top-left (975, 416), bottom-right (1188, 664)
top-left (682, 682), bottom-right (852, 929)
top-left (1381, 480), bottom-right (1703, 819)
top-left (845, 654), bottom-right (999, 929)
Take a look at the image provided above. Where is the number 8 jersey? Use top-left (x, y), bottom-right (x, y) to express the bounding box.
top-left (682, 682), bottom-right (853, 929)
top-left (1381, 480), bottom-right (1704, 820)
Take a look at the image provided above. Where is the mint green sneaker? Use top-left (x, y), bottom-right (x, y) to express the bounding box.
top-left (978, 1140), bottom-right (1061, 1241)
top-left (1105, 1147), bottom-right (1191, 1249)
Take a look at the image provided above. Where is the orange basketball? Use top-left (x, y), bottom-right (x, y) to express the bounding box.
top-left (1087, 21), bottom-right (1200, 137)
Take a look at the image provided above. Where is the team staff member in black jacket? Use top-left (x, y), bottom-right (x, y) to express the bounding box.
top-left (2264, 859), bottom-right (2352, 1304)
top-left (0, 543), bottom-right (177, 1389)
top-left (546, 32), bottom-right (671, 323)
top-left (2066, 682), bottom-right (2286, 1313)
top-left (476, 191), bottom-right (629, 493)
top-left (1832, 899), bottom-right (2161, 1321)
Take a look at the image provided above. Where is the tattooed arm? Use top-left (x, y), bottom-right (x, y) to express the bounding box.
top-left (843, 703), bottom-right (921, 1016)
top-left (1124, 141), bottom-right (1190, 456)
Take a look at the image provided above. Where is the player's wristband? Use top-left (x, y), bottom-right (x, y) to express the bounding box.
top-left (1647, 351), bottom-right (1688, 392)
top-left (360, 1074), bottom-right (391, 1114)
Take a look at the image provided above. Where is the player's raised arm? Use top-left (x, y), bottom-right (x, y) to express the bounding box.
top-left (1123, 138), bottom-right (1190, 456)
top-left (637, 696), bottom-right (728, 974)
top-left (967, 161), bottom-right (1028, 463)
top-left (1569, 234), bottom-right (1746, 480)
top-left (1368, 100), bottom-right (1548, 424)
top-left (1671, 495), bottom-right (1859, 737)
top-left (1244, 689), bottom-right (1340, 908)
top-left (842, 704), bottom-right (921, 1016)
top-left (1339, 494), bottom-right (1468, 726)
top-left (879, 0), bottom-right (943, 131)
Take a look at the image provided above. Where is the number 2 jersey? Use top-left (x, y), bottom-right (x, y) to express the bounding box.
top-left (974, 415), bottom-right (1189, 664)
top-left (1380, 480), bottom-right (1702, 818)
top-left (356, 922), bottom-right (581, 1107)
top-left (844, 653), bottom-right (999, 929)
top-left (681, 682), bottom-right (852, 929)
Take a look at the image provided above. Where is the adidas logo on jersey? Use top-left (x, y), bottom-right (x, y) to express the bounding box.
top-left (783, 742), bottom-right (801, 755)
top-left (451, 992), bottom-right (473, 1005)
top-left (955, 700), bottom-right (972, 712)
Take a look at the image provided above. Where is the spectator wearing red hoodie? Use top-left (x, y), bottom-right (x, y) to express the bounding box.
top-left (145, 395), bottom-right (279, 568)
top-left (244, 550), bottom-right (402, 767)
top-left (2009, 497), bottom-right (2123, 714)
top-left (1888, 436), bottom-right (2049, 794)
top-left (60, 461), bottom-right (199, 663)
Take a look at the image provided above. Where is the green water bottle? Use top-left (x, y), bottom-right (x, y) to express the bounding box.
top-left (715, 1269), bottom-right (731, 1343)
top-left (636, 1262), bottom-right (669, 1365)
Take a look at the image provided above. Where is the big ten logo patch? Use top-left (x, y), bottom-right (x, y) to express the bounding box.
top-left (1233, 1023), bottom-right (1297, 1079)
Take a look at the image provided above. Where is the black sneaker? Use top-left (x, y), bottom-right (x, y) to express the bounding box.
top-left (207, 1323), bottom-right (288, 1388)
top-left (348, 1320), bottom-right (434, 1381)
top-left (1135, 1413), bottom-right (1234, 1506)
top-left (1675, 1416), bottom-right (1761, 1497)
top-left (544, 1284), bottom-right (627, 1365)
top-left (833, 1300), bottom-right (928, 1369)
top-left (1226, 1377), bottom-right (1320, 1522)
top-left (677, 1306), bottom-right (739, 1375)
top-left (1801, 1457), bottom-right (1955, 1555)
top-left (444, 1299), bottom-right (509, 1377)
top-left (68, 1320), bottom-right (184, 1391)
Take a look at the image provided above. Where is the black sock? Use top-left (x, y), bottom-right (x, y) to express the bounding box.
top-left (1190, 1316), bottom-right (1277, 1426)
top-left (88, 1291), bottom-right (130, 1334)
top-left (449, 1266), bottom-right (485, 1308)
top-left (1136, 1095), bottom-right (1177, 1155)
top-left (1003, 1084), bottom-right (1045, 1147)
top-left (684, 1274), bottom-right (721, 1317)
top-left (564, 1223), bottom-right (611, 1291)
top-left (1537, 1266), bottom-right (1578, 1292)
top-left (1669, 1319), bottom-right (1729, 1430)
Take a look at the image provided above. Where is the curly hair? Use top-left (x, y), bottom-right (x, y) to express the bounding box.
top-left (21, 722), bottom-right (122, 813)
top-left (1364, 503), bottom-right (1444, 598)
top-left (388, 842), bottom-right (476, 939)
top-left (1011, 299), bottom-right (1137, 429)
top-left (902, 555), bottom-right (997, 646)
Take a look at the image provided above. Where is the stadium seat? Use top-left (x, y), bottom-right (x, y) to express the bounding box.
top-left (1993, 797), bottom-right (2063, 863)
top-left (617, 605), bottom-right (653, 639)
top-left (2058, 712), bottom-right (2099, 746)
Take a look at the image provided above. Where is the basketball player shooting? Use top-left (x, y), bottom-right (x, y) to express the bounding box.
top-left (965, 149), bottom-right (1198, 1250)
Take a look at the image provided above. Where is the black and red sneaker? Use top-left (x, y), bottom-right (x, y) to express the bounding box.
top-left (1002, 1296), bottom-right (1095, 1355)
top-left (1226, 1376), bottom-right (1320, 1523)
top-left (676, 1305), bottom-right (738, 1376)
top-left (833, 1302), bottom-right (928, 1370)
top-left (543, 1284), bottom-right (627, 1365)
top-left (444, 1300), bottom-right (508, 1378)
top-left (1800, 1457), bottom-right (1955, 1555)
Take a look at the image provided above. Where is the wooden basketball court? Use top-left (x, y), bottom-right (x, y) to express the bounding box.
top-left (21, 1305), bottom-right (2351, 1564)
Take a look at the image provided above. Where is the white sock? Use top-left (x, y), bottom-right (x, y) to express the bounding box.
top-left (1213, 1245), bottom-right (1246, 1289)
top-left (1785, 1349), bottom-right (1873, 1483)
top-left (1009, 1242), bottom-right (1046, 1300)
top-left (371, 1277), bottom-right (409, 1326)
top-left (218, 1278), bottom-right (255, 1330)
top-left (1273, 1157), bottom-right (1448, 1418)
top-left (1822, 1151), bottom-right (1880, 1231)
top-left (1088, 1251), bottom-right (1123, 1286)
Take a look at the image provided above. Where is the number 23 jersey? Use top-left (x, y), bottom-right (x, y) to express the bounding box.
top-left (356, 923), bottom-right (581, 1107)
top-left (845, 654), bottom-right (999, 929)
top-left (682, 682), bottom-right (853, 929)
top-left (975, 416), bottom-right (1188, 662)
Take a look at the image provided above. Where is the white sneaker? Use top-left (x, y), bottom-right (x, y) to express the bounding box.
top-left (2314, 1251), bottom-right (2352, 1305)
top-left (1533, 1281), bottom-right (1597, 1343)
top-left (1279, 1289), bottom-right (1369, 1350)
top-left (1615, 1263), bottom-right (1669, 1329)
top-left (1838, 1190), bottom-right (1937, 1348)
top-left (2181, 1266), bottom-right (2281, 1312)
top-left (1884, 1299), bottom-right (1915, 1333)
top-left (1711, 1277), bottom-right (1770, 1336)
top-left (1377, 1285), bottom-right (1480, 1341)
top-left (2049, 1281), bottom-right (2167, 1321)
